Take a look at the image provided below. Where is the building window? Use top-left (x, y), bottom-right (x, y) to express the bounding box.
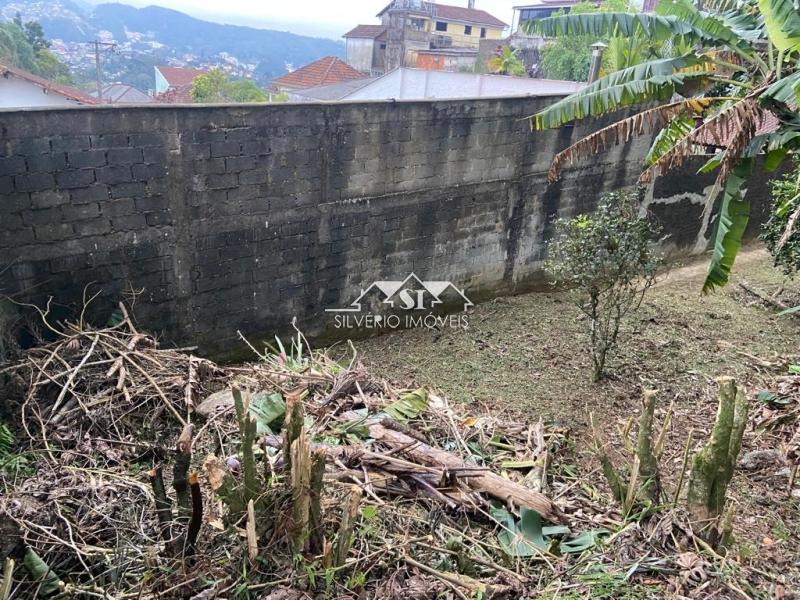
top-left (464, 25), bottom-right (472, 35)
top-left (380, 43), bottom-right (386, 49)
top-left (480, 27), bottom-right (487, 38)
top-left (410, 17), bottom-right (426, 31)
top-left (435, 21), bottom-right (448, 32)
top-left (519, 7), bottom-right (568, 23)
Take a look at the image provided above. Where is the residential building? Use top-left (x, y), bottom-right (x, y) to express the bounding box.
top-left (344, 1), bottom-right (508, 74)
top-left (271, 56), bottom-right (367, 93)
top-left (0, 62), bottom-right (97, 109)
top-left (91, 83), bottom-right (152, 103)
top-left (512, 0), bottom-right (655, 35)
top-left (343, 25), bottom-right (388, 75)
top-left (286, 67), bottom-right (584, 102)
top-left (512, 0), bottom-right (587, 33)
top-left (153, 65), bottom-right (206, 102)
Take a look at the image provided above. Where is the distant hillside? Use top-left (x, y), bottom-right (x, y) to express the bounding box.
top-left (0, 0), bottom-right (345, 86)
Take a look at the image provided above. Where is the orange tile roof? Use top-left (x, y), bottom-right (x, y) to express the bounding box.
top-left (377, 2), bottom-right (508, 28)
top-left (152, 85), bottom-right (194, 104)
top-left (272, 56), bottom-right (367, 90)
top-left (156, 65), bottom-right (206, 88)
top-left (344, 24), bottom-right (387, 39)
top-left (0, 62), bottom-right (97, 105)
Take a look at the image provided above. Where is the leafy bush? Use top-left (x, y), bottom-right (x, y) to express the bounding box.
top-left (487, 46), bottom-right (526, 77)
top-left (761, 159), bottom-right (800, 277)
top-left (546, 190), bottom-right (661, 381)
top-left (191, 68), bottom-right (266, 103)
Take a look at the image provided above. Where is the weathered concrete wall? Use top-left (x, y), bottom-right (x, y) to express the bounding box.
top-left (0, 98), bottom-right (772, 357)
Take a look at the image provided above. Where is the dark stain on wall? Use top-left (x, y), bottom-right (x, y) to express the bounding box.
top-left (0, 99), bottom-right (776, 358)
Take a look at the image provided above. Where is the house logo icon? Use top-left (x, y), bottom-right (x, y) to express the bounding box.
top-left (326, 273), bottom-right (473, 313)
top-left (326, 273), bottom-right (472, 331)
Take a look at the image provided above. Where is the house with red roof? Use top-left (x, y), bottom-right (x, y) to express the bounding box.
top-left (344, 1), bottom-right (508, 75)
top-left (271, 57), bottom-right (367, 94)
top-left (153, 65), bottom-right (207, 103)
top-left (0, 62), bottom-right (97, 109)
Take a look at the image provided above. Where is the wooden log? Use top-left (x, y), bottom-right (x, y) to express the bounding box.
top-left (334, 486), bottom-right (362, 567)
top-left (636, 390), bottom-right (661, 504)
top-left (184, 472), bottom-right (203, 558)
top-left (309, 449), bottom-right (327, 555)
top-left (147, 466), bottom-right (173, 544)
top-left (232, 386), bottom-right (259, 504)
top-left (283, 390), bottom-right (305, 475)
top-left (366, 423), bottom-right (558, 522)
top-left (173, 423), bottom-right (193, 523)
top-left (686, 377), bottom-right (749, 545)
top-left (246, 500), bottom-right (258, 564)
top-left (263, 424), bottom-right (558, 522)
top-left (290, 432), bottom-right (311, 555)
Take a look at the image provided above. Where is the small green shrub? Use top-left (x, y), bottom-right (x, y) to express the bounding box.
top-left (761, 158), bottom-right (800, 277)
top-left (0, 421), bottom-right (29, 477)
top-left (546, 190), bottom-right (661, 382)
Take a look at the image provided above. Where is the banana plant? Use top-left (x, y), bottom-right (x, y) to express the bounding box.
top-left (525, 0), bottom-right (800, 292)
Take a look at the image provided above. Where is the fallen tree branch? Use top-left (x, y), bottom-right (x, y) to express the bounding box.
top-left (738, 280), bottom-right (795, 315)
top-left (263, 416), bottom-right (559, 522)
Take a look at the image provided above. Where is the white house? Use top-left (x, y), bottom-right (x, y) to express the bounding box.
top-left (0, 63), bottom-right (97, 109)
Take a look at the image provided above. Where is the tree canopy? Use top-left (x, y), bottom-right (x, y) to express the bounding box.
top-left (535, 0), bottom-right (643, 82)
top-left (488, 46), bottom-right (527, 77)
top-left (0, 18), bottom-right (73, 84)
top-left (191, 68), bottom-right (267, 103)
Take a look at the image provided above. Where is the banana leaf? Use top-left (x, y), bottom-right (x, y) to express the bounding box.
top-left (758, 0), bottom-right (800, 52)
top-left (383, 388), bottom-right (429, 422)
top-left (703, 158), bottom-right (753, 293)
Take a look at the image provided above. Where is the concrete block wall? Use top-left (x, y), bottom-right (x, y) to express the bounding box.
top-left (0, 99), bottom-right (771, 357)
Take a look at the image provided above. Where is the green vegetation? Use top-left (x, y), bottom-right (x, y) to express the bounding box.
top-left (487, 46), bottom-right (526, 77)
top-left (0, 16), bottom-right (73, 84)
top-left (527, 0), bottom-right (800, 293)
top-left (191, 68), bottom-right (267, 103)
top-left (761, 158), bottom-right (800, 276)
top-left (546, 190), bottom-right (660, 382)
top-left (537, 0), bottom-right (641, 82)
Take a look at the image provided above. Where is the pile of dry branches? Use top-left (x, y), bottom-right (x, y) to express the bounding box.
top-left (1, 310), bottom-right (791, 598)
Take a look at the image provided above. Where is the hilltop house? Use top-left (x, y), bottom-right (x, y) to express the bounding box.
top-left (0, 63), bottom-right (97, 109)
top-left (270, 56), bottom-right (367, 94)
top-left (153, 65), bottom-right (206, 103)
top-left (344, 0), bottom-right (508, 75)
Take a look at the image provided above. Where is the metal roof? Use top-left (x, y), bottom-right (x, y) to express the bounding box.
top-left (289, 68), bottom-right (584, 102)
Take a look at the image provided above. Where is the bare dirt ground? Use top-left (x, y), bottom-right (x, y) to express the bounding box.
top-left (355, 248), bottom-right (800, 598)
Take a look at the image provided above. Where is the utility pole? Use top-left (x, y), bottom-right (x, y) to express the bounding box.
top-left (90, 40), bottom-right (116, 101)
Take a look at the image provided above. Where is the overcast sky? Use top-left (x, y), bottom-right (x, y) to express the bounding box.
top-left (89, 0), bottom-right (520, 39)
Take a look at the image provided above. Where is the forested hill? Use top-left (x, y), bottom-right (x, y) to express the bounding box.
top-left (0, 0), bottom-right (344, 84)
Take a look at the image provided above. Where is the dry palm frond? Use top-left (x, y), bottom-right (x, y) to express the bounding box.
top-left (639, 88), bottom-right (766, 185)
top-left (547, 98), bottom-right (716, 182)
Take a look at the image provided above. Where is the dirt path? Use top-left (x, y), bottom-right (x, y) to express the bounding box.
top-left (653, 247), bottom-right (772, 287)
